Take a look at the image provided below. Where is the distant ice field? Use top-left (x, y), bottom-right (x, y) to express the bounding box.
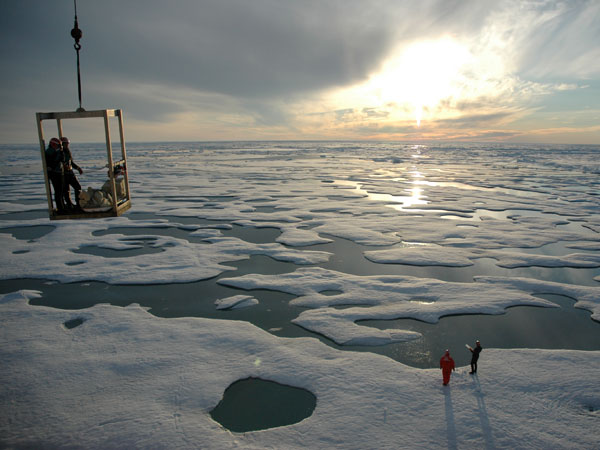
top-left (1, 141), bottom-right (600, 368)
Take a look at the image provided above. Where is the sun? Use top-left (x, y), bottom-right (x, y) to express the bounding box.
top-left (326, 37), bottom-right (472, 127)
top-left (370, 38), bottom-right (472, 125)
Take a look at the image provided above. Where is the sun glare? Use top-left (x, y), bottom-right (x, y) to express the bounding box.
top-left (373, 38), bottom-right (471, 125)
top-left (327, 37), bottom-right (472, 128)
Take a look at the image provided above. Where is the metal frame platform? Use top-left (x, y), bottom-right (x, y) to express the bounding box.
top-left (36, 109), bottom-right (132, 220)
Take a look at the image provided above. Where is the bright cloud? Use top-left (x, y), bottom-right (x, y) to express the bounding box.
top-left (329, 37), bottom-right (474, 126)
top-left (274, 1), bottom-right (599, 142)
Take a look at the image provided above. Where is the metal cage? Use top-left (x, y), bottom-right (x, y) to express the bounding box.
top-left (36, 109), bottom-right (132, 220)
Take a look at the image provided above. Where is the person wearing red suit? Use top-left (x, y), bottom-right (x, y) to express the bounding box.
top-left (440, 349), bottom-right (455, 386)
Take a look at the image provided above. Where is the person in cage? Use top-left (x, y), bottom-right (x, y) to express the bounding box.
top-left (45, 137), bottom-right (66, 213)
top-left (60, 137), bottom-right (83, 211)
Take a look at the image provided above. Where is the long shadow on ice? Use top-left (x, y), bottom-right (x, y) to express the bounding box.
top-left (444, 390), bottom-right (457, 450)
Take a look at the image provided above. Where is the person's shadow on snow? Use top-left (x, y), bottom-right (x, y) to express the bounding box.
top-left (444, 389), bottom-right (457, 449)
top-left (472, 374), bottom-right (495, 448)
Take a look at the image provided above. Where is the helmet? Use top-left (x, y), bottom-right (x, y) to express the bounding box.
top-left (49, 137), bottom-right (61, 148)
top-left (60, 136), bottom-right (70, 144)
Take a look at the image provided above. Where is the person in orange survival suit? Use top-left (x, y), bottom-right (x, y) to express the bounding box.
top-left (440, 349), bottom-right (456, 386)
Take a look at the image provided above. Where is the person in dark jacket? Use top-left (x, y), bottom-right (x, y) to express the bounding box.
top-left (45, 137), bottom-right (66, 213)
top-left (469, 340), bottom-right (482, 374)
top-left (60, 137), bottom-right (83, 211)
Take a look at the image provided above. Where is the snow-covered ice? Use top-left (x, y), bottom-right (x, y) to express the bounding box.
top-left (1, 290), bottom-right (599, 449)
top-left (1, 141), bottom-right (600, 448)
top-left (215, 294), bottom-right (259, 310)
top-left (218, 267), bottom-right (598, 345)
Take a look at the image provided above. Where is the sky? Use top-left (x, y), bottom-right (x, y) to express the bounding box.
top-left (1, 0), bottom-right (599, 144)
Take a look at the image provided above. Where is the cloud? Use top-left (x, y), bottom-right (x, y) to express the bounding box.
top-left (514, 1), bottom-right (600, 79)
top-left (79, 0), bottom-right (407, 99)
top-left (1, 0), bottom-right (598, 143)
top-left (433, 112), bottom-right (520, 129)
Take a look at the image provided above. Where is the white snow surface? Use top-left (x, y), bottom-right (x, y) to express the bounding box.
top-left (1, 142), bottom-right (600, 448)
top-left (0, 218), bottom-right (331, 284)
top-left (1, 290), bottom-right (599, 449)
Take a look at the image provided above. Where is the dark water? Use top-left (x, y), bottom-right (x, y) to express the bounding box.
top-left (210, 378), bottom-right (316, 432)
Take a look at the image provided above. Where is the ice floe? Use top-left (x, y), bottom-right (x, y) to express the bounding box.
top-left (1, 290), bottom-right (599, 449)
top-left (215, 294), bottom-right (259, 310)
top-left (365, 244), bottom-right (600, 269)
top-left (0, 217), bottom-right (330, 283)
top-left (1, 142), bottom-right (600, 448)
top-left (219, 267), bottom-right (566, 345)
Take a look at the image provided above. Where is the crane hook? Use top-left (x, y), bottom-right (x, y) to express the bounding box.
top-left (71, 0), bottom-right (85, 112)
top-left (71, 18), bottom-right (83, 50)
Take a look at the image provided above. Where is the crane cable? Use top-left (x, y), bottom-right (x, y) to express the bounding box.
top-left (71, 0), bottom-right (85, 112)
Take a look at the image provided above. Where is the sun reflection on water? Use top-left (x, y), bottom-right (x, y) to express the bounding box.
top-left (335, 170), bottom-right (428, 210)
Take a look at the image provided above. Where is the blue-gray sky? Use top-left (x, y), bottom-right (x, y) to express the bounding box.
top-left (2, 0), bottom-right (599, 143)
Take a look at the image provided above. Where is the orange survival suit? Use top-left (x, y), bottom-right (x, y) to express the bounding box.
top-left (440, 350), bottom-right (455, 385)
